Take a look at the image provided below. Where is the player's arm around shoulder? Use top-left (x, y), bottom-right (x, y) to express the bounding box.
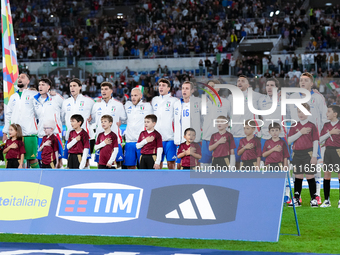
top-left (124, 100), bottom-right (132, 110)
top-left (258, 95), bottom-right (266, 110)
top-left (172, 96), bottom-right (179, 104)
top-left (144, 102), bottom-right (153, 114)
top-left (28, 89), bottom-right (39, 97)
top-left (221, 97), bottom-right (232, 116)
top-left (151, 97), bottom-right (157, 110)
top-left (118, 100), bottom-right (127, 121)
top-left (174, 100), bottom-right (181, 116)
top-left (54, 93), bottom-right (64, 108)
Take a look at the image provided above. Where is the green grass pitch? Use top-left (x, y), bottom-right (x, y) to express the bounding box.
top-left (0, 189), bottom-right (340, 254)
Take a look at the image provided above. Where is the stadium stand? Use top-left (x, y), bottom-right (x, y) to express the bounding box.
top-left (4, 0), bottom-right (308, 61)
top-left (0, 0), bottom-right (340, 125)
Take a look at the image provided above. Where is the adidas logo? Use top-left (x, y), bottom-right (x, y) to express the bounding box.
top-left (98, 107), bottom-right (102, 111)
top-left (67, 103), bottom-right (71, 106)
top-left (118, 156), bottom-right (123, 160)
top-left (165, 188), bottom-right (215, 220)
top-left (147, 184), bottom-right (239, 225)
top-left (172, 155), bottom-right (177, 160)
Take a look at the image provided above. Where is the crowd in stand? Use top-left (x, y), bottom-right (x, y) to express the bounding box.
top-left (0, 0), bottom-right (311, 62)
top-left (2, 1), bottom-right (340, 122)
top-left (306, 5), bottom-right (340, 52)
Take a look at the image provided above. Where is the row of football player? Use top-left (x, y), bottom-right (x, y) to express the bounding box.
top-left (2, 73), bottom-right (336, 207)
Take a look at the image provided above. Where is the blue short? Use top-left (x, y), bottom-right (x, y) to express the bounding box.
top-left (176, 145), bottom-right (181, 164)
top-left (123, 142), bottom-right (141, 166)
top-left (260, 138), bottom-right (267, 162)
top-left (234, 137), bottom-right (243, 163)
top-left (38, 135), bottom-right (63, 160)
top-left (282, 138), bottom-right (292, 161)
top-left (62, 141), bottom-right (68, 159)
top-left (161, 141), bottom-right (177, 162)
top-left (95, 144), bottom-right (124, 163)
top-left (317, 144), bottom-right (321, 160)
top-left (200, 140), bottom-right (212, 164)
top-left (63, 140), bottom-right (92, 160)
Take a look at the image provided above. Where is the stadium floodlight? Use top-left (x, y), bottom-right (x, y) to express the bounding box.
top-left (16, 37), bottom-right (19, 40)
top-left (325, 3), bottom-right (332, 5)
top-left (117, 13), bottom-right (123, 19)
top-left (51, 14), bottom-right (54, 17)
top-left (264, 51), bottom-right (271, 55)
top-left (270, 12), bottom-right (274, 17)
top-left (275, 10), bottom-right (280, 15)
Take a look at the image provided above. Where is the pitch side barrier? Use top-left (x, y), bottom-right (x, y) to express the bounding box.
top-left (0, 169), bottom-right (285, 242)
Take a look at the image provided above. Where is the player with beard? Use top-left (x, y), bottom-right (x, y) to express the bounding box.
top-left (259, 78), bottom-right (292, 201)
top-left (124, 88), bottom-right (153, 169)
top-left (3, 73), bottom-right (40, 168)
top-left (201, 80), bottom-right (232, 167)
top-left (228, 75), bottom-right (262, 169)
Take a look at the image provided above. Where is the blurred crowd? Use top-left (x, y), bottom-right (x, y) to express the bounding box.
top-left (306, 6), bottom-right (340, 52)
top-left (1, 1), bottom-right (340, 125)
top-left (0, 0), bottom-right (312, 62)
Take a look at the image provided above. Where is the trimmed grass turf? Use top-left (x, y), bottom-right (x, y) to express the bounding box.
top-left (0, 190), bottom-right (340, 253)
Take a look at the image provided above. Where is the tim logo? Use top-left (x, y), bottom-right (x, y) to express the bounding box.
top-left (56, 183), bottom-right (143, 223)
top-left (147, 184), bottom-right (239, 225)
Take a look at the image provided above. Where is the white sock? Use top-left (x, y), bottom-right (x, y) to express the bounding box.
top-left (315, 165), bottom-right (322, 197)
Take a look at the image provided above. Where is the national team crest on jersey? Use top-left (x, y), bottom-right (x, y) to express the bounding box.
top-left (111, 106), bottom-right (116, 112)
top-left (311, 98), bottom-right (316, 104)
top-left (140, 106), bottom-right (144, 110)
top-left (25, 96), bottom-right (30, 104)
top-left (80, 101), bottom-right (84, 107)
top-left (166, 102), bottom-right (171, 111)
